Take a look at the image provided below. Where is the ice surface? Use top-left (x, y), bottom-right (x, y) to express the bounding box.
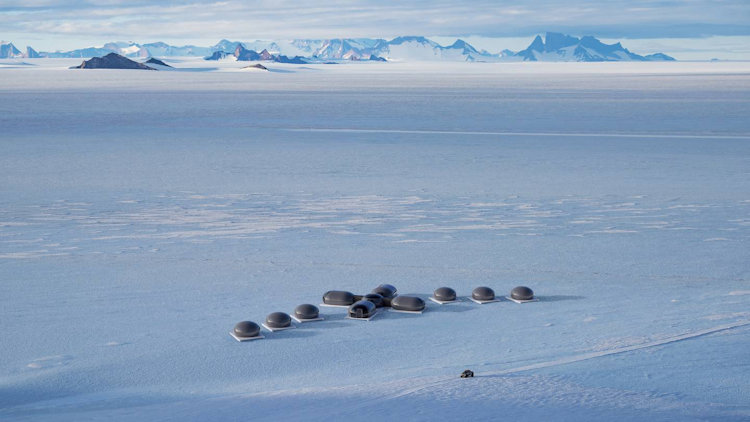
top-left (0, 60), bottom-right (749, 421)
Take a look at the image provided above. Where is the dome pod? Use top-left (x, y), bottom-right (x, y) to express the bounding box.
top-left (391, 295), bottom-right (426, 312)
top-left (433, 287), bottom-right (457, 302)
top-left (348, 300), bottom-right (377, 319)
top-left (511, 286), bottom-right (534, 301)
top-left (323, 290), bottom-right (355, 306)
top-left (233, 321), bottom-right (261, 338)
top-left (363, 293), bottom-right (385, 307)
top-left (371, 284), bottom-right (398, 299)
top-left (294, 304), bottom-right (320, 320)
top-left (472, 286), bottom-right (495, 301)
top-left (265, 312), bottom-right (292, 329)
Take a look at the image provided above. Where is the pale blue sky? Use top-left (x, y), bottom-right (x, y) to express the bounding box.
top-left (1, 0), bottom-right (748, 56)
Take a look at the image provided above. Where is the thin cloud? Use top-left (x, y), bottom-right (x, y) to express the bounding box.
top-left (2, 0), bottom-right (748, 49)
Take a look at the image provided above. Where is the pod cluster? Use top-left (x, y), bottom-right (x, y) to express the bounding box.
top-left (232, 284), bottom-right (535, 341)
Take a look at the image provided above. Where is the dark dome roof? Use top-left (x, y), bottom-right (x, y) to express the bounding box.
top-left (391, 295), bottom-right (425, 312)
top-left (294, 304), bottom-right (319, 319)
top-left (363, 293), bottom-right (385, 307)
top-left (348, 300), bottom-right (376, 318)
top-left (371, 284), bottom-right (397, 298)
top-left (265, 312), bottom-right (292, 328)
top-left (511, 286), bottom-right (534, 300)
top-left (323, 290), bottom-right (355, 306)
top-left (233, 321), bottom-right (260, 337)
top-left (472, 286), bottom-right (495, 301)
top-left (433, 287), bottom-right (456, 301)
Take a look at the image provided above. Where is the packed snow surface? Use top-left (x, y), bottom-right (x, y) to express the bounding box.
top-left (1, 60), bottom-right (749, 421)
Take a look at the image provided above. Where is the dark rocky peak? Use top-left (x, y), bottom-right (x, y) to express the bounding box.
top-left (273, 55), bottom-right (306, 64)
top-left (72, 53), bottom-right (155, 70)
top-left (145, 57), bottom-right (172, 67)
top-left (234, 45), bottom-right (260, 61)
top-left (204, 50), bottom-right (229, 60)
top-left (259, 49), bottom-right (274, 60)
top-left (243, 63), bottom-right (268, 70)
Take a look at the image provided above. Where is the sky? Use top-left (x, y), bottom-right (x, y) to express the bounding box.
top-left (1, 0), bottom-right (749, 58)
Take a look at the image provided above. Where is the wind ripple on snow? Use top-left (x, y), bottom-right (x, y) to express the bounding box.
top-left (0, 193), bottom-right (747, 258)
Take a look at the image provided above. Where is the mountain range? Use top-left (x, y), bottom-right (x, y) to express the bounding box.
top-left (515, 33), bottom-right (675, 61)
top-left (205, 44), bottom-right (310, 63)
top-left (2, 33), bottom-right (675, 62)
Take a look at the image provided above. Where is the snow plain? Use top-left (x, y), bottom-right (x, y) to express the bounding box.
top-left (1, 59), bottom-right (749, 421)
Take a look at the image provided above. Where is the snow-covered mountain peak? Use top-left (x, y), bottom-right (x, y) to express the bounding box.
top-left (544, 32), bottom-right (579, 51)
top-left (0, 42), bottom-right (24, 58)
top-left (527, 35), bottom-right (544, 52)
top-left (388, 36), bottom-right (439, 48)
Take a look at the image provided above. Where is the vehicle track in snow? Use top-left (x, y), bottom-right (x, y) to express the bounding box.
top-left (310, 319), bottom-right (750, 418)
top-left (478, 319), bottom-right (750, 377)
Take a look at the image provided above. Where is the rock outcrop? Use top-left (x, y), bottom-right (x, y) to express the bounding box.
top-left (72, 53), bottom-right (156, 70)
